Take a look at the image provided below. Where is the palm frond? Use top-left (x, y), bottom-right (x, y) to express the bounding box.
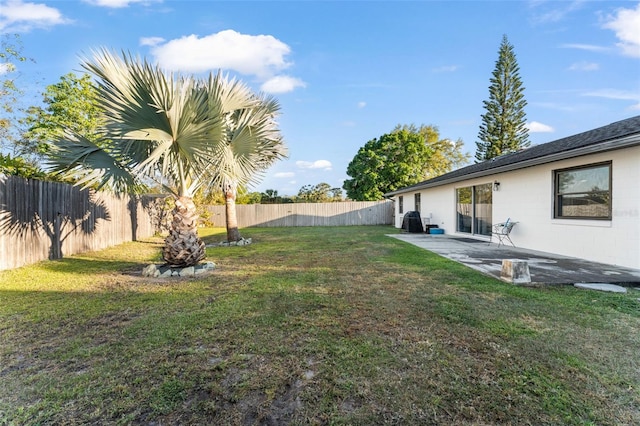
top-left (48, 50), bottom-right (286, 198)
top-left (209, 111), bottom-right (286, 189)
top-left (82, 49), bottom-right (174, 140)
top-left (46, 131), bottom-right (140, 193)
top-left (204, 72), bottom-right (257, 115)
top-left (223, 93), bottom-right (287, 183)
top-left (79, 49), bottom-right (232, 196)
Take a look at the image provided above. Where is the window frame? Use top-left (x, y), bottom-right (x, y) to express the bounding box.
top-left (414, 193), bottom-right (421, 212)
top-left (553, 161), bottom-right (612, 220)
top-left (398, 196), bottom-right (403, 214)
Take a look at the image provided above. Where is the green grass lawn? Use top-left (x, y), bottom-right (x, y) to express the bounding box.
top-left (1, 226), bottom-right (638, 425)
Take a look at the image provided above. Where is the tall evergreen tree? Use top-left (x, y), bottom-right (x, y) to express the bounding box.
top-left (475, 35), bottom-right (530, 162)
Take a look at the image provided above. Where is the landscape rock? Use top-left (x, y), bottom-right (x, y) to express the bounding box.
top-left (195, 261), bottom-right (216, 274)
top-left (207, 237), bottom-right (253, 248)
top-left (141, 261), bottom-right (216, 278)
top-left (180, 266), bottom-right (195, 277)
top-left (159, 268), bottom-right (173, 278)
top-left (142, 264), bottom-right (157, 276)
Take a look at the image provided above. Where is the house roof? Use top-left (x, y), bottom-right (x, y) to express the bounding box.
top-left (385, 115), bottom-right (640, 197)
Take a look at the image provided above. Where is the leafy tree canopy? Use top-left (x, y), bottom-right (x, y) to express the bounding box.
top-left (343, 124), bottom-right (468, 201)
top-left (22, 72), bottom-right (102, 157)
top-left (297, 182), bottom-right (343, 203)
top-left (260, 189), bottom-right (294, 204)
top-left (195, 184), bottom-right (264, 205)
top-left (475, 35), bottom-right (530, 162)
top-left (1, 34), bottom-right (33, 154)
top-left (0, 153), bottom-right (47, 179)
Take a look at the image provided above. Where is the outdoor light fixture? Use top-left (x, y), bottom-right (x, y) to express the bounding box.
top-left (493, 180), bottom-right (500, 191)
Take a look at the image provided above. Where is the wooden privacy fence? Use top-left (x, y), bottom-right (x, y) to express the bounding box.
top-left (205, 201), bottom-right (394, 228)
top-left (0, 174), bottom-right (394, 270)
top-left (0, 175), bottom-right (161, 271)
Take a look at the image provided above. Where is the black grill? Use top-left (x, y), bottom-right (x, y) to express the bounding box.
top-left (401, 211), bottom-right (423, 233)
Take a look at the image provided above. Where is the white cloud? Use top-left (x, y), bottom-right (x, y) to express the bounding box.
top-left (296, 160), bottom-right (332, 171)
top-left (602, 3), bottom-right (640, 57)
top-left (357, 101), bottom-right (367, 108)
top-left (432, 65), bottom-right (458, 73)
top-left (83, 0), bottom-right (160, 8)
top-left (532, 101), bottom-right (579, 112)
top-left (260, 75), bottom-right (306, 94)
top-left (584, 89), bottom-right (640, 109)
top-left (529, 0), bottom-right (584, 24)
top-left (150, 30), bottom-right (292, 77)
top-left (147, 30), bottom-right (305, 93)
top-left (274, 172), bottom-right (295, 178)
top-left (559, 43), bottom-right (609, 53)
top-left (139, 36), bottom-right (165, 47)
top-left (568, 61), bottom-right (599, 71)
top-left (0, 63), bottom-right (10, 75)
top-left (0, 0), bottom-right (71, 32)
top-left (527, 121), bottom-right (555, 133)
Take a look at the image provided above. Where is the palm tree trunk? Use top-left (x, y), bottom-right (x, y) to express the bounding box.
top-left (224, 182), bottom-right (242, 242)
top-left (162, 196), bottom-right (206, 267)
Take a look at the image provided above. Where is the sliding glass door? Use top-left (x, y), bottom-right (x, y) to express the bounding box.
top-left (456, 183), bottom-right (492, 236)
top-left (474, 184), bottom-right (492, 236)
top-left (456, 187), bottom-right (472, 233)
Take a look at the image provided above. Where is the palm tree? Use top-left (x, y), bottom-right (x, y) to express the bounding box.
top-left (47, 49), bottom-right (285, 266)
top-left (216, 93), bottom-right (287, 242)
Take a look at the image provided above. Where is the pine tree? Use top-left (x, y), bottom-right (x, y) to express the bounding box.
top-left (475, 35), bottom-right (530, 162)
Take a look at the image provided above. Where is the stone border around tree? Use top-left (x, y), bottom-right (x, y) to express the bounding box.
top-left (142, 261), bottom-right (216, 278)
top-left (207, 237), bottom-right (253, 248)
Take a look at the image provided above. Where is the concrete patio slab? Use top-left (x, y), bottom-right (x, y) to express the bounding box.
top-left (574, 283), bottom-right (627, 293)
top-left (388, 233), bottom-right (640, 286)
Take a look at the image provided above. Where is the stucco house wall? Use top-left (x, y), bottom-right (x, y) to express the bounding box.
top-left (389, 117), bottom-right (640, 269)
top-left (394, 187), bottom-right (452, 229)
top-left (497, 148), bottom-right (639, 268)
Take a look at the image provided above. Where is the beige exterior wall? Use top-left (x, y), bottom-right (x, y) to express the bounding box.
top-left (393, 146), bottom-right (640, 269)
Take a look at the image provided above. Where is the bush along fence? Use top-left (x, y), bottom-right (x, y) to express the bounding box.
top-left (205, 200), bottom-right (394, 228)
top-left (0, 175), bottom-right (165, 271)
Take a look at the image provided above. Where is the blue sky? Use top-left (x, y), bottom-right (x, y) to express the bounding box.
top-left (2, 0), bottom-right (639, 196)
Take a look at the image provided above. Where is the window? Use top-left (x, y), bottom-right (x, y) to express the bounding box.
top-left (414, 193), bottom-right (421, 212)
top-left (398, 196), bottom-right (403, 214)
top-left (456, 183), bottom-right (492, 236)
top-left (554, 162), bottom-right (611, 219)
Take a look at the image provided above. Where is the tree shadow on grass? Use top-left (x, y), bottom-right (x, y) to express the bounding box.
top-left (38, 257), bottom-right (145, 276)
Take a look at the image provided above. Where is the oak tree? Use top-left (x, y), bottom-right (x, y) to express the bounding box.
top-left (297, 182), bottom-right (342, 202)
top-left (343, 124), bottom-right (468, 201)
top-left (23, 72), bottom-right (102, 157)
